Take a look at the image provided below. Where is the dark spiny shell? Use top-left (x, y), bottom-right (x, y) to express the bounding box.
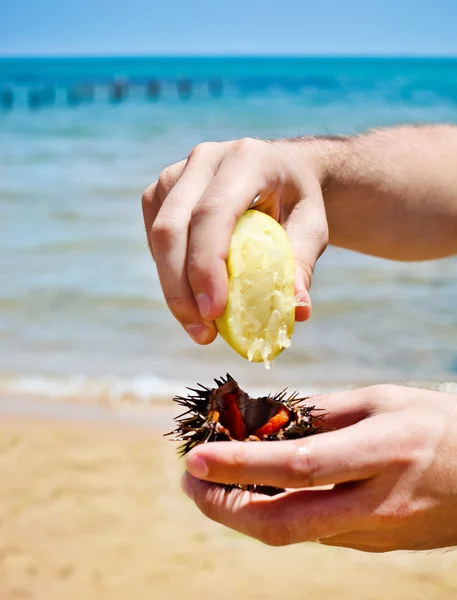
top-left (166, 374), bottom-right (326, 496)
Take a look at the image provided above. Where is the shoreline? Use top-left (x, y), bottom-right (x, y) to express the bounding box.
top-left (0, 374), bottom-right (455, 428)
top-left (0, 394), bottom-right (174, 430)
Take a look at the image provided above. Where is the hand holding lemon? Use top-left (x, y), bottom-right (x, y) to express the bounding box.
top-left (143, 138), bottom-right (328, 350)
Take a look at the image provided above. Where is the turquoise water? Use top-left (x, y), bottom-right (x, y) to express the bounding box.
top-left (1, 57), bottom-right (457, 402)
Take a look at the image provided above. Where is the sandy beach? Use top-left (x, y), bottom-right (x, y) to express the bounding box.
top-left (1, 406), bottom-right (457, 600)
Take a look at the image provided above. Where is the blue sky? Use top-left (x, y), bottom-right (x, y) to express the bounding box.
top-left (2, 0), bottom-right (456, 57)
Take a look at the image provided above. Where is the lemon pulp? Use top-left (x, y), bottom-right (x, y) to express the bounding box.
top-left (216, 209), bottom-right (300, 369)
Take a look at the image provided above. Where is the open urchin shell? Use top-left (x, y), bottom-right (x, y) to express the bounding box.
top-left (166, 374), bottom-right (325, 496)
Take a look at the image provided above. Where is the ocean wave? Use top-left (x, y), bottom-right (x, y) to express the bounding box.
top-left (1, 373), bottom-right (456, 409)
top-left (0, 373), bottom-right (181, 405)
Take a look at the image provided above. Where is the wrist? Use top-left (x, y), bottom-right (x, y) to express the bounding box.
top-left (277, 135), bottom-right (350, 189)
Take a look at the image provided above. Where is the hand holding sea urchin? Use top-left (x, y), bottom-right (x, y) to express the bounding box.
top-left (166, 374), bottom-right (326, 496)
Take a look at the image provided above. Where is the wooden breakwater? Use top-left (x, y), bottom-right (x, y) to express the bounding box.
top-left (0, 77), bottom-right (226, 110)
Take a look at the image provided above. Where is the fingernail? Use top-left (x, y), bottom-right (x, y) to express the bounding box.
top-left (295, 291), bottom-right (310, 308)
top-left (295, 283), bottom-right (310, 304)
top-left (196, 293), bottom-right (212, 319)
top-left (185, 324), bottom-right (210, 344)
top-left (181, 472), bottom-right (195, 500)
top-left (186, 454), bottom-right (209, 478)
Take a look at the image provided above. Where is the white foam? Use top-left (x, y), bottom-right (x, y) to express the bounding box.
top-left (0, 372), bottom-right (348, 407)
top-left (0, 373), bottom-right (190, 405)
top-left (2, 374), bottom-right (454, 410)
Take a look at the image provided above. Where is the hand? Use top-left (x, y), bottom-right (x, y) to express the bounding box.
top-left (142, 138), bottom-right (329, 344)
top-left (181, 385), bottom-right (457, 552)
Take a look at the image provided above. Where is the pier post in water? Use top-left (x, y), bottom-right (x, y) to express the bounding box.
top-left (177, 78), bottom-right (192, 99)
top-left (109, 78), bottom-right (129, 103)
top-left (0, 87), bottom-right (14, 110)
top-left (28, 88), bottom-right (42, 109)
top-left (146, 79), bottom-right (161, 101)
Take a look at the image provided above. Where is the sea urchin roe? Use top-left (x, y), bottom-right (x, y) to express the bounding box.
top-left (253, 404), bottom-right (291, 438)
top-left (218, 391), bottom-right (247, 440)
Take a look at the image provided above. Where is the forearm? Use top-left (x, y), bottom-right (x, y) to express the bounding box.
top-left (303, 124), bottom-right (457, 260)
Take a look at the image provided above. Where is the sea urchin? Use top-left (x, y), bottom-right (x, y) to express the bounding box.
top-left (166, 374), bottom-right (325, 495)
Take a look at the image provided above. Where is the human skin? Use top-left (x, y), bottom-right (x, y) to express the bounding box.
top-left (142, 124), bottom-right (457, 344)
top-left (181, 385), bottom-right (457, 552)
top-left (142, 124), bottom-right (457, 551)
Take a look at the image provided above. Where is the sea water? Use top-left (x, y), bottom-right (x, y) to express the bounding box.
top-left (1, 57), bottom-right (457, 403)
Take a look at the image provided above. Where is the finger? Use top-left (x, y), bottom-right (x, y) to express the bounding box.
top-left (182, 472), bottom-right (363, 546)
top-left (185, 419), bottom-right (385, 490)
top-left (142, 159), bottom-right (187, 257)
top-left (310, 386), bottom-right (378, 430)
top-left (187, 140), bottom-right (281, 320)
top-left (151, 145), bottom-right (225, 343)
top-left (282, 185), bottom-right (328, 322)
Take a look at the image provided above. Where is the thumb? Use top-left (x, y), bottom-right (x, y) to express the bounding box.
top-left (283, 189), bottom-right (328, 322)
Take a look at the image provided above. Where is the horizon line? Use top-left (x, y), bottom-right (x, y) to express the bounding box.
top-left (1, 52), bottom-right (457, 60)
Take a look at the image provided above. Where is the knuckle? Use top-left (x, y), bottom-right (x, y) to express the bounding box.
top-left (230, 444), bottom-right (247, 473)
top-left (157, 166), bottom-right (176, 193)
top-left (187, 253), bottom-right (212, 286)
top-left (188, 141), bottom-right (215, 161)
top-left (141, 184), bottom-right (155, 207)
top-left (191, 195), bottom-right (225, 223)
top-left (151, 214), bottom-right (182, 248)
top-left (374, 383), bottom-right (399, 398)
top-left (389, 423), bottom-right (425, 468)
top-left (374, 495), bottom-right (413, 527)
top-left (367, 384), bottom-right (402, 409)
top-left (285, 442), bottom-right (317, 487)
top-left (231, 137), bottom-right (259, 154)
top-left (165, 294), bottom-right (194, 319)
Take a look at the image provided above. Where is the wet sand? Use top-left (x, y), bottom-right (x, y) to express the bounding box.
top-left (1, 409), bottom-right (457, 600)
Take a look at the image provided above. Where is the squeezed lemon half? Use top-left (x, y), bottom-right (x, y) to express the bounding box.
top-left (216, 209), bottom-right (299, 369)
